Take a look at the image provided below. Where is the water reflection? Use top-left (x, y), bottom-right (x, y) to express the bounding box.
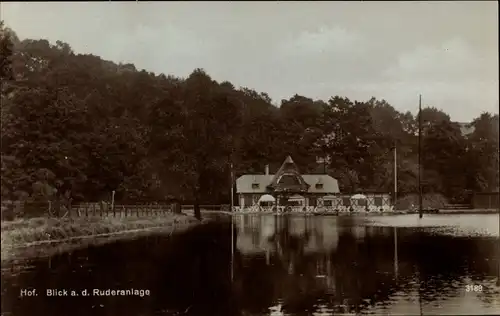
top-left (234, 214), bottom-right (500, 315)
top-left (1, 214), bottom-right (499, 316)
top-left (1, 221), bottom-right (238, 316)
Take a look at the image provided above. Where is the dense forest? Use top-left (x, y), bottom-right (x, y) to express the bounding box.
top-left (1, 22), bottom-right (499, 209)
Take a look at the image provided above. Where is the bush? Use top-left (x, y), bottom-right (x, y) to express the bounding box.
top-left (395, 193), bottom-right (448, 210)
top-left (1, 204), bottom-right (14, 221)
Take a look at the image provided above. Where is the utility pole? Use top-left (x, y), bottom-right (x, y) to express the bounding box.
top-left (418, 94), bottom-right (423, 219)
top-left (230, 161), bottom-right (234, 281)
top-left (394, 141), bottom-right (398, 207)
top-left (230, 162), bottom-right (234, 213)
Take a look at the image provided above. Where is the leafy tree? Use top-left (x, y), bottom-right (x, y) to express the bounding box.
top-left (466, 113), bottom-right (499, 192)
top-left (0, 20), bottom-right (14, 83)
top-left (2, 25), bottom-right (498, 217)
top-left (422, 120), bottom-right (467, 201)
top-left (149, 69), bottom-right (243, 219)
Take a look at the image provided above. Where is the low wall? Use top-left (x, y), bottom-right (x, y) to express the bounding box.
top-left (232, 205), bottom-right (394, 213)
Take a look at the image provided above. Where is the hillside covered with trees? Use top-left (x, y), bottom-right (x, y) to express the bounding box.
top-left (1, 22), bottom-right (499, 211)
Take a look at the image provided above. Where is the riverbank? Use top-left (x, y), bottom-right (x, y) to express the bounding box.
top-left (1, 214), bottom-right (199, 265)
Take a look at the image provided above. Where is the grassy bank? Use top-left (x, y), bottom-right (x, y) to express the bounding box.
top-left (1, 214), bottom-right (199, 265)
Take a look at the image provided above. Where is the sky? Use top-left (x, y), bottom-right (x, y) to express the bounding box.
top-left (1, 1), bottom-right (498, 122)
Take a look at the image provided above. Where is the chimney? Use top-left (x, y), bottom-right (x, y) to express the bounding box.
top-left (265, 164), bottom-right (269, 175)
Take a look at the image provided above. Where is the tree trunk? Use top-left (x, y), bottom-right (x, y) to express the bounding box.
top-left (173, 201), bottom-right (182, 214)
top-left (193, 191), bottom-right (201, 220)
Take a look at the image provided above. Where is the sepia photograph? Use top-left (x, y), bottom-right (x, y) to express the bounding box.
top-left (1, 1), bottom-right (499, 315)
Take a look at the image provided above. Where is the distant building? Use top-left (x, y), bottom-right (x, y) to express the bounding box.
top-left (457, 122), bottom-right (475, 136)
top-left (472, 192), bottom-right (499, 209)
top-left (235, 155), bottom-right (340, 208)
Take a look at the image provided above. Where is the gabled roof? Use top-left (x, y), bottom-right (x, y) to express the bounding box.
top-left (235, 155), bottom-right (340, 194)
top-left (267, 155), bottom-right (309, 193)
top-left (236, 174), bottom-right (339, 194)
top-left (236, 175), bottom-right (273, 193)
top-left (302, 175), bottom-right (339, 193)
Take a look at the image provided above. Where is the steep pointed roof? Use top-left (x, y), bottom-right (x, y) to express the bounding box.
top-left (267, 155), bottom-right (310, 193)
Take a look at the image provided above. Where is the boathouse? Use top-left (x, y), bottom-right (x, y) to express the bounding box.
top-left (235, 156), bottom-right (340, 209)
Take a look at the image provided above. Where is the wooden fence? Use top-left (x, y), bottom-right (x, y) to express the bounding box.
top-left (71, 203), bottom-right (173, 218)
top-left (472, 192), bottom-right (499, 209)
top-left (181, 204), bottom-right (230, 212)
top-left (442, 204), bottom-right (471, 210)
top-left (1, 201), bottom-right (232, 220)
top-left (1, 201), bottom-right (175, 219)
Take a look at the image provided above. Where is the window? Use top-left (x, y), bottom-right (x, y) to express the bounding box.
top-left (342, 198), bottom-right (351, 206)
top-left (277, 175), bottom-right (301, 185)
top-left (374, 197), bottom-right (382, 206)
top-left (252, 183), bottom-right (260, 189)
top-left (315, 183), bottom-right (323, 189)
top-left (244, 195), bottom-right (253, 206)
top-left (324, 200), bottom-right (333, 207)
top-left (309, 197), bottom-right (317, 207)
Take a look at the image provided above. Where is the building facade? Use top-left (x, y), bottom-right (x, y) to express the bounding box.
top-left (472, 192), bottom-right (499, 209)
top-left (235, 156), bottom-right (340, 211)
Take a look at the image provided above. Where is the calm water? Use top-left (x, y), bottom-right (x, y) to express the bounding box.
top-left (1, 214), bottom-right (499, 316)
top-left (235, 214), bottom-right (500, 315)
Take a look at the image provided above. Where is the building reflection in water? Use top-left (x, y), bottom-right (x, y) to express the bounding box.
top-left (235, 214), bottom-right (343, 313)
top-left (233, 214), bottom-right (500, 315)
top-left (236, 215), bottom-right (340, 256)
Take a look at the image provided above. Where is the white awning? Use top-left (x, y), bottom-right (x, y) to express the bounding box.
top-left (323, 195), bottom-right (338, 200)
top-left (351, 194), bottom-right (367, 200)
top-left (258, 194), bottom-right (276, 202)
top-left (288, 194), bottom-right (305, 201)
